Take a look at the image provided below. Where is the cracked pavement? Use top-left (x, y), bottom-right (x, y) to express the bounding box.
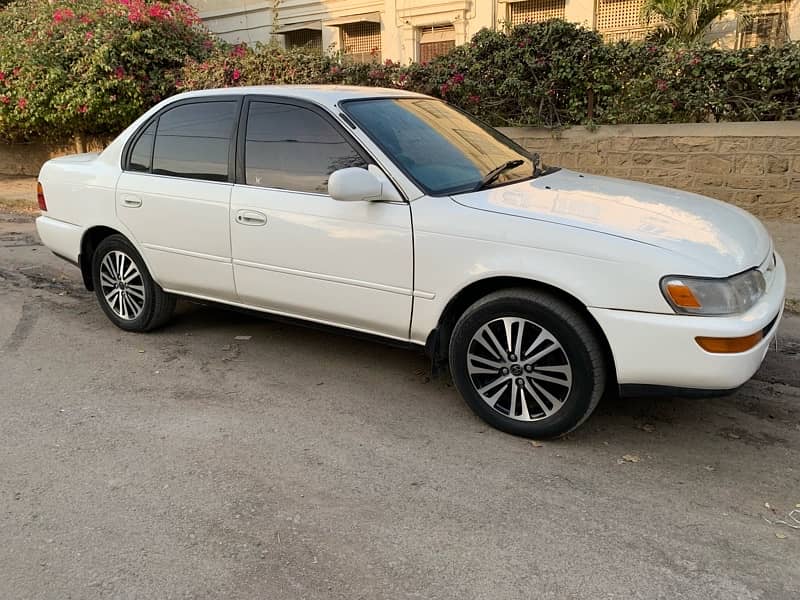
top-left (1, 211), bottom-right (799, 599)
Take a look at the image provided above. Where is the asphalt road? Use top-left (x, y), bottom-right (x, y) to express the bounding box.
top-left (1, 211), bottom-right (799, 599)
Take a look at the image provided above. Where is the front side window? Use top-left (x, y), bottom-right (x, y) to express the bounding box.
top-left (342, 98), bottom-right (534, 195)
top-left (244, 101), bottom-right (367, 194)
top-left (151, 101), bottom-right (237, 182)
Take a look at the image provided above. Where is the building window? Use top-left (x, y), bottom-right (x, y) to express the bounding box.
top-left (341, 22), bottom-right (381, 63)
top-left (738, 9), bottom-right (787, 48)
top-left (418, 25), bottom-right (456, 63)
top-left (596, 0), bottom-right (659, 42)
top-left (284, 29), bottom-right (322, 50)
top-left (508, 0), bottom-right (566, 26)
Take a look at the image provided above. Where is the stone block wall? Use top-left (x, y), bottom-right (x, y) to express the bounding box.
top-left (0, 138), bottom-right (106, 177)
top-left (2, 122), bottom-right (799, 221)
top-left (501, 122), bottom-right (800, 221)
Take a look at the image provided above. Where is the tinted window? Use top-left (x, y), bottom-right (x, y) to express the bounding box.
top-left (152, 101), bottom-right (237, 182)
top-left (245, 102), bottom-right (366, 194)
top-left (343, 98), bottom-right (533, 195)
top-left (128, 121), bottom-right (155, 172)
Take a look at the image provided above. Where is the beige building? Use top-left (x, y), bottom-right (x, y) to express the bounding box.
top-left (189, 1), bottom-right (800, 63)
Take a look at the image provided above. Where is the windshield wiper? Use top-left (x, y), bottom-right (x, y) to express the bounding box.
top-left (473, 159), bottom-right (525, 192)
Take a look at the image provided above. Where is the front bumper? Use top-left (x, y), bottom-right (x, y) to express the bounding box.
top-left (590, 252), bottom-right (786, 391)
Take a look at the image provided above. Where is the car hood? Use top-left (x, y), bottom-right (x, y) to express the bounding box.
top-left (452, 169), bottom-right (770, 276)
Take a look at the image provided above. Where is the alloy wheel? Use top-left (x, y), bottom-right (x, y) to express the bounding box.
top-left (98, 250), bottom-right (146, 321)
top-left (466, 317), bottom-right (573, 421)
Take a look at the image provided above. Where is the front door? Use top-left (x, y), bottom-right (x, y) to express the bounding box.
top-left (116, 98), bottom-right (239, 300)
top-left (229, 99), bottom-right (413, 340)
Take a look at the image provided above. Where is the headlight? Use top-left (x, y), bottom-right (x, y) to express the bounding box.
top-left (661, 269), bottom-right (766, 316)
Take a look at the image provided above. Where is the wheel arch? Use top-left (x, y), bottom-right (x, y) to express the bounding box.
top-left (79, 226), bottom-right (127, 291)
top-left (426, 276), bottom-right (617, 386)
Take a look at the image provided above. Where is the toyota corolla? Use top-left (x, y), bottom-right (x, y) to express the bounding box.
top-left (35, 86), bottom-right (786, 438)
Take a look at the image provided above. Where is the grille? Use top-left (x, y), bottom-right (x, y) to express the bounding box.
top-left (342, 21), bottom-right (381, 62)
top-left (420, 40), bottom-right (456, 62)
top-left (739, 10), bottom-right (787, 48)
top-left (509, 0), bottom-right (566, 25)
top-left (419, 25), bottom-right (456, 62)
top-left (596, 0), bottom-right (660, 41)
top-left (284, 29), bottom-right (322, 50)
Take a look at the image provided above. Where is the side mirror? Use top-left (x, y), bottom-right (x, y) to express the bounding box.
top-left (329, 167), bottom-right (397, 202)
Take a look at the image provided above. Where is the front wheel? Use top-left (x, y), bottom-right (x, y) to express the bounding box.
top-left (449, 289), bottom-right (607, 439)
top-left (91, 234), bottom-right (176, 332)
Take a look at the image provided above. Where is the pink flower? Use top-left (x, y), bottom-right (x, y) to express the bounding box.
top-left (440, 83), bottom-right (450, 95)
top-left (329, 65), bottom-right (341, 74)
top-left (12, 67), bottom-right (20, 77)
top-left (0, 71), bottom-right (5, 82)
top-left (231, 44), bottom-right (247, 58)
top-left (85, 31), bottom-right (95, 41)
top-left (656, 79), bottom-right (668, 92)
top-left (114, 66), bottom-right (126, 79)
top-left (451, 73), bottom-right (464, 85)
top-left (77, 105), bottom-right (88, 114)
top-left (17, 98), bottom-right (27, 110)
top-left (232, 68), bottom-right (241, 81)
top-left (468, 94), bottom-right (480, 103)
top-left (148, 5), bottom-right (169, 20)
top-left (0, 95), bottom-right (9, 105)
top-left (690, 56), bottom-right (701, 66)
top-left (80, 15), bottom-right (92, 25)
top-left (53, 8), bottom-right (75, 24)
top-left (384, 59), bottom-right (394, 67)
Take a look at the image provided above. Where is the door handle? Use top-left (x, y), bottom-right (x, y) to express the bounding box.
top-left (235, 210), bottom-right (267, 226)
top-left (120, 194), bottom-right (142, 208)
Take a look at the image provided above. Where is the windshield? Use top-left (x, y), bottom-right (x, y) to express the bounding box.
top-left (341, 98), bottom-right (536, 196)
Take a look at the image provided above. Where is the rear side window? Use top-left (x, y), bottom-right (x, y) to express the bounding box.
top-left (244, 101), bottom-right (367, 194)
top-left (128, 121), bottom-right (155, 173)
top-left (151, 101), bottom-right (237, 182)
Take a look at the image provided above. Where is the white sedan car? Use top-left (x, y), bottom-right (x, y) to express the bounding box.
top-left (35, 86), bottom-right (785, 438)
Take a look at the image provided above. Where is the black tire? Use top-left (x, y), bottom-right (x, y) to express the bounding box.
top-left (91, 234), bottom-right (176, 332)
top-left (448, 288), bottom-right (606, 439)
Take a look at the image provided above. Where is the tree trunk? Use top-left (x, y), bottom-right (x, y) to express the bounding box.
top-left (74, 133), bottom-right (86, 154)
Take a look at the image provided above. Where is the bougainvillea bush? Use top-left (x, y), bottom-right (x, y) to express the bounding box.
top-left (181, 19), bottom-right (800, 128)
top-left (2, 10), bottom-right (799, 141)
top-left (0, 0), bottom-right (215, 142)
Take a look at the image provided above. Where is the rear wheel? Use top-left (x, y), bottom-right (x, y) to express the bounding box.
top-left (449, 289), bottom-right (606, 438)
top-left (91, 234), bottom-right (175, 332)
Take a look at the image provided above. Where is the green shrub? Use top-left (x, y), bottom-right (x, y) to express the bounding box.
top-left (180, 19), bottom-right (800, 127)
top-left (0, 0), bottom-right (215, 142)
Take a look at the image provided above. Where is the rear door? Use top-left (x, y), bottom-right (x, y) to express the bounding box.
top-left (229, 98), bottom-right (414, 339)
top-left (116, 98), bottom-right (240, 300)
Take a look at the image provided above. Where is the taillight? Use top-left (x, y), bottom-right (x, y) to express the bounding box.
top-left (37, 182), bottom-right (47, 211)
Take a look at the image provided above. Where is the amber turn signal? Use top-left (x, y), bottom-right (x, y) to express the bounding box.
top-left (665, 282), bottom-right (701, 309)
top-left (695, 332), bottom-right (763, 354)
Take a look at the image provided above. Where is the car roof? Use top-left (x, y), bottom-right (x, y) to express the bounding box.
top-left (170, 85), bottom-right (428, 108)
